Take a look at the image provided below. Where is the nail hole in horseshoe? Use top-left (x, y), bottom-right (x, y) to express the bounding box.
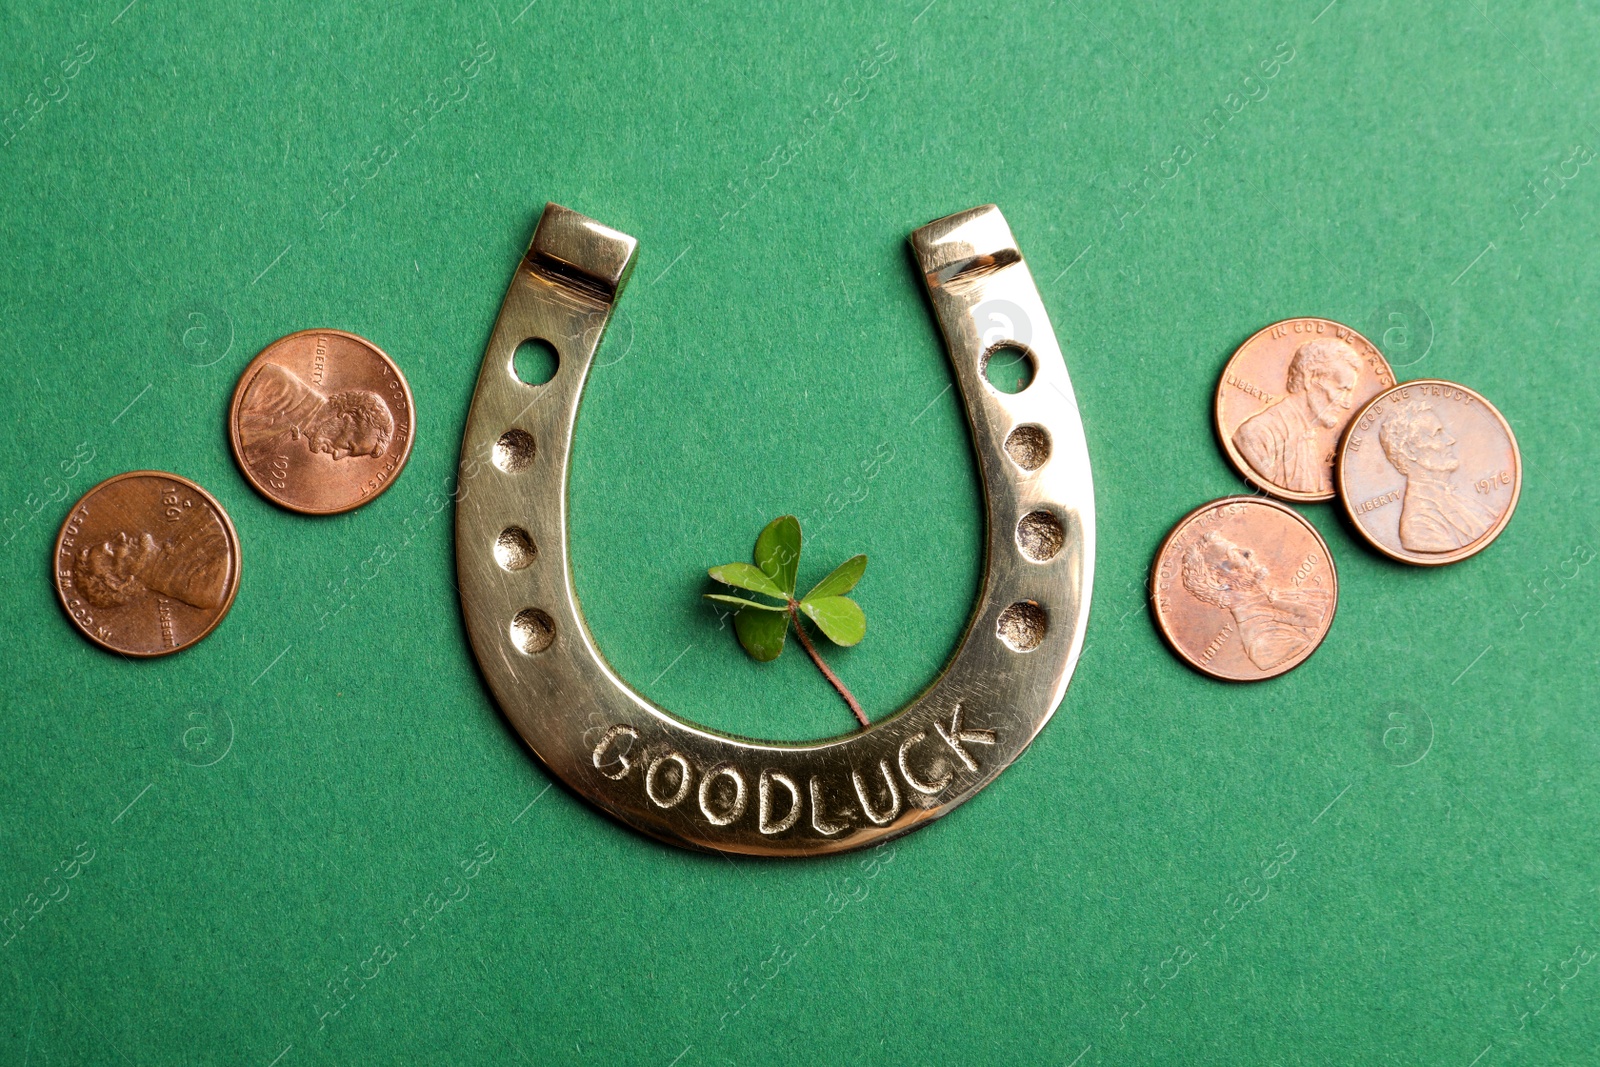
top-left (982, 343), bottom-right (1035, 394)
top-left (1016, 510), bottom-right (1065, 563)
top-left (512, 337), bottom-right (559, 385)
top-left (1004, 425), bottom-right (1051, 470)
top-left (509, 608), bottom-right (555, 654)
top-left (996, 600), bottom-right (1047, 652)
top-left (493, 429), bottom-right (536, 473)
top-left (494, 527), bottom-right (537, 571)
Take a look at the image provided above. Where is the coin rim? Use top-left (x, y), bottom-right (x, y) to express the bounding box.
top-left (1150, 494), bottom-right (1340, 681)
top-left (1214, 317), bottom-right (1396, 504)
top-left (52, 470), bottom-right (243, 658)
top-left (227, 328), bottom-right (417, 516)
top-left (1335, 378), bottom-right (1522, 566)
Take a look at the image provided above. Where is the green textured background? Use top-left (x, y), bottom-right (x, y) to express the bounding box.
top-left (3, 0), bottom-right (1598, 1063)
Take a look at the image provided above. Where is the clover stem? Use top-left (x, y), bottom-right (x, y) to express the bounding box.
top-left (786, 599), bottom-right (869, 728)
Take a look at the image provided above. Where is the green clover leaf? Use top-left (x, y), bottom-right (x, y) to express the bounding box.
top-left (733, 606), bottom-right (789, 663)
top-left (702, 516), bottom-right (870, 727)
top-left (802, 554), bottom-right (866, 601)
top-left (706, 562), bottom-right (786, 601)
top-left (754, 515), bottom-right (801, 596)
top-left (798, 595), bottom-right (866, 646)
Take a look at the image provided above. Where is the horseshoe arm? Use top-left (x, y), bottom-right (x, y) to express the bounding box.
top-left (457, 203), bottom-right (1094, 856)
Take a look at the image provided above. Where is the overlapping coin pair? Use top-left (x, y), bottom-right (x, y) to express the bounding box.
top-left (1153, 317), bottom-right (1520, 681)
top-left (52, 330), bottom-right (414, 657)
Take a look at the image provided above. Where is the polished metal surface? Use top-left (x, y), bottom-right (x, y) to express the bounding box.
top-left (456, 202), bottom-right (1095, 856)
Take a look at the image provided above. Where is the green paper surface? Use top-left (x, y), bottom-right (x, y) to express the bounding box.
top-left (3, 1), bottom-right (1599, 1063)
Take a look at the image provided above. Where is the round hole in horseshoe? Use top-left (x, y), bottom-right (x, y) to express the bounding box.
top-left (493, 429), bottom-right (536, 473)
top-left (509, 608), bottom-right (555, 654)
top-left (1015, 510), bottom-right (1065, 563)
top-left (1004, 425), bottom-right (1051, 471)
top-left (996, 600), bottom-right (1047, 652)
top-left (982, 343), bottom-right (1035, 394)
top-left (495, 527), bottom-right (537, 571)
top-left (512, 338), bottom-right (559, 385)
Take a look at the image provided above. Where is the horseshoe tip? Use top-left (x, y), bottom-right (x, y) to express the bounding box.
top-left (911, 204), bottom-right (1019, 287)
top-left (528, 202), bottom-right (639, 301)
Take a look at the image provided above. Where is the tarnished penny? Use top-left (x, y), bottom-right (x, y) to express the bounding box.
top-left (53, 471), bottom-right (241, 657)
top-left (1337, 379), bottom-right (1520, 566)
top-left (1151, 497), bottom-right (1338, 681)
top-left (1216, 318), bottom-right (1395, 502)
top-left (228, 329), bottom-right (415, 514)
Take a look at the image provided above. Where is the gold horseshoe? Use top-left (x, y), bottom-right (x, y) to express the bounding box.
top-left (456, 203), bottom-right (1094, 856)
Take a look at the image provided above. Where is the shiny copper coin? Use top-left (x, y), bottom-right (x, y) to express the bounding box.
top-left (1216, 318), bottom-right (1395, 502)
top-left (53, 471), bottom-right (242, 657)
top-left (1151, 497), bottom-right (1338, 681)
top-left (1337, 379), bottom-right (1520, 566)
top-left (228, 329), bottom-right (415, 514)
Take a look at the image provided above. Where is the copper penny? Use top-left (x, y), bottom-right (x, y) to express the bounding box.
top-left (1151, 497), bottom-right (1338, 681)
top-left (1216, 318), bottom-right (1395, 502)
top-left (53, 471), bottom-right (242, 657)
top-left (228, 329), bottom-right (415, 514)
top-left (1337, 379), bottom-right (1520, 566)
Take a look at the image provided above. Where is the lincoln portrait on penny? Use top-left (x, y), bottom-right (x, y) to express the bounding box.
top-left (235, 362), bottom-right (394, 470)
top-left (1377, 397), bottom-right (1498, 553)
top-left (74, 517), bottom-right (231, 611)
top-left (1232, 338), bottom-right (1363, 494)
top-left (1181, 530), bottom-right (1331, 672)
